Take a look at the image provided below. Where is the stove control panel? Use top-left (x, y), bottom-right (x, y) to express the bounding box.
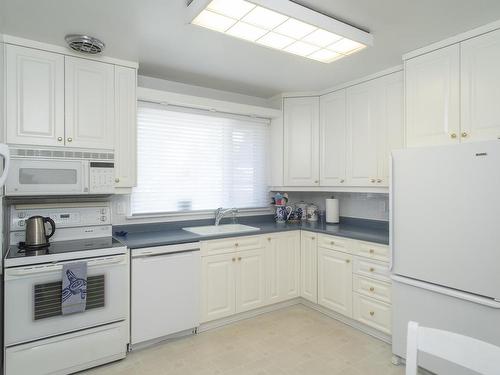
top-left (11, 205), bottom-right (111, 231)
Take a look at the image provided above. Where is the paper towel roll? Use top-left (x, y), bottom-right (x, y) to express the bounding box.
top-left (325, 198), bottom-right (339, 223)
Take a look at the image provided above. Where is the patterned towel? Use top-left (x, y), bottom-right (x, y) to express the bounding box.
top-left (61, 262), bottom-right (87, 315)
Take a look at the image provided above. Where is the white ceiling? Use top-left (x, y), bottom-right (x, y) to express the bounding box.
top-left (2, 0), bottom-right (500, 98)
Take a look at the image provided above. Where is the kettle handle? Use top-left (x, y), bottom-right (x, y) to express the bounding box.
top-left (44, 217), bottom-right (56, 240)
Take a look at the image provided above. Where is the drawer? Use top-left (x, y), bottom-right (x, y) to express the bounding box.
top-left (353, 293), bottom-right (391, 335)
top-left (318, 234), bottom-right (353, 253)
top-left (353, 257), bottom-right (390, 282)
top-left (353, 275), bottom-right (392, 304)
top-left (355, 241), bottom-right (390, 262)
top-left (201, 235), bottom-right (263, 256)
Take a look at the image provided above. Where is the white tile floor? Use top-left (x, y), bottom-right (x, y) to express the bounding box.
top-left (81, 305), bottom-right (406, 375)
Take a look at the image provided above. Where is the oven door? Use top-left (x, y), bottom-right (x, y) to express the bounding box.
top-left (4, 254), bottom-right (128, 346)
top-left (5, 159), bottom-right (88, 196)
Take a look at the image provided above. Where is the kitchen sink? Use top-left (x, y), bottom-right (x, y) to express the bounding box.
top-left (182, 224), bottom-right (260, 236)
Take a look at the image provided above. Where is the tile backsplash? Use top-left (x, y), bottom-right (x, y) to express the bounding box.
top-left (283, 192), bottom-right (389, 221)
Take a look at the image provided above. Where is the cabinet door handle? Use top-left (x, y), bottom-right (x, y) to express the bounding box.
top-left (369, 267), bottom-right (375, 272)
top-left (377, 179), bottom-right (382, 183)
top-left (369, 287), bottom-right (375, 292)
top-left (115, 178), bottom-right (120, 183)
top-left (232, 258), bottom-right (236, 262)
top-left (461, 132), bottom-right (468, 138)
top-left (57, 137), bottom-right (63, 142)
top-left (235, 243), bottom-right (239, 247)
top-left (370, 311), bottom-right (375, 316)
top-left (345, 259), bottom-right (351, 264)
top-left (450, 133), bottom-right (457, 139)
top-left (238, 257), bottom-right (242, 261)
top-left (340, 179), bottom-right (345, 183)
top-left (67, 137), bottom-right (73, 142)
top-left (369, 249), bottom-right (375, 254)
top-left (267, 237), bottom-right (272, 242)
top-left (330, 241), bottom-right (335, 245)
top-left (314, 180), bottom-right (319, 184)
top-left (370, 179), bottom-right (376, 183)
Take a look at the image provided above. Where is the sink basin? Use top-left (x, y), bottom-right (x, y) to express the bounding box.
top-left (182, 224), bottom-right (260, 236)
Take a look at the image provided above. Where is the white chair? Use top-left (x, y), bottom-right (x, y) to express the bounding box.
top-left (405, 321), bottom-right (500, 375)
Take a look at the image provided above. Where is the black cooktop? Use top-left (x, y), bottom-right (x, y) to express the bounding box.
top-left (6, 237), bottom-right (124, 260)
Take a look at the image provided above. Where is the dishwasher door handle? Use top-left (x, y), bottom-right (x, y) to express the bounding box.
top-left (131, 243), bottom-right (201, 258)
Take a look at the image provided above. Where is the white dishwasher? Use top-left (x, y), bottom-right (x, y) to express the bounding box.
top-left (131, 242), bottom-right (201, 347)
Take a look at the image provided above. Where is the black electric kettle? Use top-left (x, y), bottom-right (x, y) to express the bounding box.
top-left (23, 216), bottom-right (56, 248)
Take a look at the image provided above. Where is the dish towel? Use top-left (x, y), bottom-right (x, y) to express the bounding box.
top-left (61, 262), bottom-right (88, 315)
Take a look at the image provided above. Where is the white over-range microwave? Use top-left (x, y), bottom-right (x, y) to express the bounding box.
top-left (5, 148), bottom-right (116, 196)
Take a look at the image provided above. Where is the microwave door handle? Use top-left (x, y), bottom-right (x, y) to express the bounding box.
top-left (83, 160), bottom-right (89, 193)
top-left (0, 144), bottom-right (11, 188)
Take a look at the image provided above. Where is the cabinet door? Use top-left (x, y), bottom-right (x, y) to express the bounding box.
top-left (346, 79), bottom-right (381, 186)
top-left (300, 231), bottom-right (318, 303)
top-left (378, 72), bottom-right (404, 185)
top-left (318, 247), bottom-right (353, 317)
top-left (65, 57), bottom-right (115, 149)
top-left (6, 45), bottom-right (65, 146)
top-left (236, 248), bottom-right (266, 313)
top-left (201, 253), bottom-right (236, 322)
top-left (283, 97), bottom-right (320, 186)
top-left (114, 66), bottom-right (137, 189)
top-left (405, 44), bottom-right (460, 147)
top-left (320, 90), bottom-right (347, 186)
top-left (461, 29), bottom-right (500, 142)
top-left (266, 232), bottom-right (300, 304)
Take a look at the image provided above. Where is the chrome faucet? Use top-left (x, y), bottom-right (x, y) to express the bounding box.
top-left (214, 207), bottom-right (238, 226)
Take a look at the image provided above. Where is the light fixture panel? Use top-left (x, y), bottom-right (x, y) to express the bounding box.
top-left (187, 0), bottom-right (372, 63)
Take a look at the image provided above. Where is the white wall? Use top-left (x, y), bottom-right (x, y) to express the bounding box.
top-left (284, 192), bottom-right (389, 221)
top-left (138, 75), bottom-right (280, 109)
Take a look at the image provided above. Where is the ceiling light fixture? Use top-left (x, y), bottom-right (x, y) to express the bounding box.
top-left (187, 0), bottom-right (373, 63)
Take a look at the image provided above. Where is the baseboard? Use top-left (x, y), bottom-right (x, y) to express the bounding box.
top-left (299, 299), bottom-right (392, 344)
top-left (198, 298), bottom-right (302, 333)
top-left (130, 328), bottom-right (197, 351)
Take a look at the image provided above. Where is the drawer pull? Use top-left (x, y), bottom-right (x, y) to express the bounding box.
top-left (346, 259), bottom-right (351, 264)
top-left (370, 311), bottom-right (375, 316)
top-left (235, 243), bottom-right (239, 247)
top-left (330, 241), bottom-right (335, 245)
top-left (369, 287), bottom-right (375, 292)
top-left (369, 267), bottom-right (375, 272)
top-left (311, 237), bottom-right (316, 240)
top-left (232, 258), bottom-right (236, 262)
top-left (369, 249), bottom-right (375, 254)
top-left (267, 237), bottom-right (272, 241)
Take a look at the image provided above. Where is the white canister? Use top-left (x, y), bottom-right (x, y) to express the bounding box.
top-left (306, 204), bottom-right (318, 222)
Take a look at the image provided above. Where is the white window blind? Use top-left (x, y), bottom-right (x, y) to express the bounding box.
top-left (131, 101), bottom-right (270, 215)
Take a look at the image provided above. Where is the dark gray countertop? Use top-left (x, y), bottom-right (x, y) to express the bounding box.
top-left (113, 215), bottom-right (389, 249)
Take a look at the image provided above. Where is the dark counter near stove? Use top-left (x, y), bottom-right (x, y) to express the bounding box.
top-left (113, 215), bottom-right (389, 250)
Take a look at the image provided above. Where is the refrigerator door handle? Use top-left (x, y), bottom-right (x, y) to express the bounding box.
top-left (392, 275), bottom-right (500, 309)
top-left (389, 152), bottom-right (394, 271)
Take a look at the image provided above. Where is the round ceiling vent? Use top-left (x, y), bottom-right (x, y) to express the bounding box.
top-left (65, 34), bottom-right (105, 55)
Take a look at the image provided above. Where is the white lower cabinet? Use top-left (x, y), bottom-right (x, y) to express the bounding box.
top-left (300, 231), bottom-right (318, 303)
top-left (235, 248), bottom-right (266, 313)
top-left (200, 232), bottom-right (392, 337)
top-left (353, 293), bottom-right (391, 335)
top-left (318, 247), bottom-right (353, 317)
top-left (266, 232), bottom-right (300, 304)
top-left (201, 253), bottom-right (236, 322)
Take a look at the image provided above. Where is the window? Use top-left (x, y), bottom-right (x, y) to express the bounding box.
top-left (131, 102), bottom-right (270, 215)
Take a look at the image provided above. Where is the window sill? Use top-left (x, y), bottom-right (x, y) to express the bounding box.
top-left (126, 207), bottom-right (273, 222)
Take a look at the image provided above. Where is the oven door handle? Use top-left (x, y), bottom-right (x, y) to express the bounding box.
top-left (6, 256), bottom-right (126, 276)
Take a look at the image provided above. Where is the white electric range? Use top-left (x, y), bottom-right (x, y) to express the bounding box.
top-left (3, 203), bottom-right (129, 375)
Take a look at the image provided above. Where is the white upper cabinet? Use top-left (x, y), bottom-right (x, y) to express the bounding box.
top-left (405, 44), bottom-right (460, 147)
top-left (6, 45), bottom-right (65, 147)
top-left (346, 79), bottom-right (381, 186)
top-left (379, 72), bottom-right (404, 183)
top-left (283, 97), bottom-right (320, 186)
top-left (320, 90), bottom-right (347, 186)
top-left (114, 66), bottom-right (137, 189)
top-left (461, 28), bottom-right (500, 142)
top-left (65, 57), bottom-right (115, 150)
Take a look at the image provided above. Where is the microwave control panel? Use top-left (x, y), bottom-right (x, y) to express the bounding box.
top-left (89, 162), bottom-right (115, 194)
top-left (10, 206), bottom-right (111, 231)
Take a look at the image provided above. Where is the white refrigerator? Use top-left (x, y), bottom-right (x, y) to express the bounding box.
top-left (391, 141), bottom-right (500, 375)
